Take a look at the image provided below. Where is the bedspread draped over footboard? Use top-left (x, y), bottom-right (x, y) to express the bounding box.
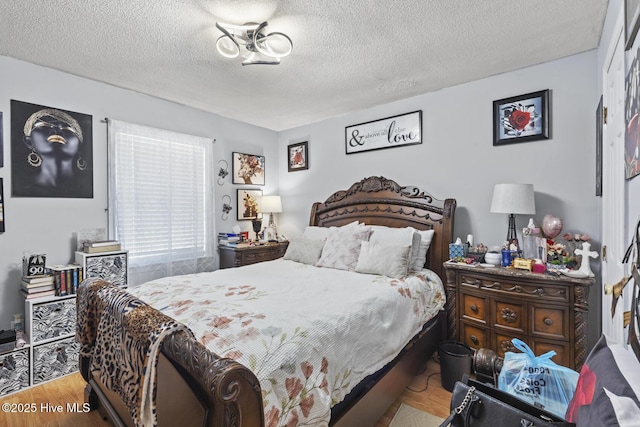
top-left (76, 279), bottom-right (193, 427)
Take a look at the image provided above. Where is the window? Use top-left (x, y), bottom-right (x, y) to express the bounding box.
top-left (107, 120), bottom-right (215, 285)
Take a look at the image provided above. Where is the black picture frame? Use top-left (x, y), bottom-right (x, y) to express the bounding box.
top-left (0, 111), bottom-right (4, 168)
top-left (493, 90), bottom-right (550, 146)
top-left (232, 152), bottom-right (265, 185)
top-left (596, 95), bottom-right (603, 196)
top-left (627, 0), bottom-right (640, 50)
top-left (10, 100), bottom-right (94, 198)
top-left (0, 178), bottom-right (5, 232)
top-left (345, 110), bottom-right (422, 154)
top-left (288, 141), bottom-right (309, 172)
top-left (237, 188), bottom-right (262, 220)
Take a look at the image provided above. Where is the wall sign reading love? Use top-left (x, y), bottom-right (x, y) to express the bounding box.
top-left (345, 110), bottom-right (422, 154)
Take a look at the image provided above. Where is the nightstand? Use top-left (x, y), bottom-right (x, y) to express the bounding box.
top-left (218, 242), bottom-right (289, 269)
top-left (443, 262), bottom-right (594, 371)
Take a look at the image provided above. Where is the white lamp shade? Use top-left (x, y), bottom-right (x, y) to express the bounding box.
top-left (259, 195), bottom-right (282, 213)
top-left (490, 184), bottom-right (535, 214)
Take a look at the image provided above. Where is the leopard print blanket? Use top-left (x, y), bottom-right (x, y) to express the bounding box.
top-left (76, 279), bottom-right (194, 427)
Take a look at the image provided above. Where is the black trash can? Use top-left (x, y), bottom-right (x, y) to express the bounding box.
top-left (438, 341), bottom-right (474, 392)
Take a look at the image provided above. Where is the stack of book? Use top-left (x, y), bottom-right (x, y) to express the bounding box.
top-left (82, 240), bottom-right (121, 253)
top-left (49, 264), bottom-right (84, 296)
top-left (20, 274), bottom-right (56, 299)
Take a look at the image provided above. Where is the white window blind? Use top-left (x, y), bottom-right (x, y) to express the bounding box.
top-left (107, 119), bottom-right (215, 285)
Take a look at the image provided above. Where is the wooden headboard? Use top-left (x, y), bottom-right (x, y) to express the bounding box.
top-left (309, 176), bottom-right (456, 281)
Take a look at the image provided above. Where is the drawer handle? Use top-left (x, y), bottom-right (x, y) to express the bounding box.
top-left (470, 335), bottom-right (479, 345)
top-left (544, 317), bottom-right (553, 326)
top-left (470, 304), bottom-right (478, 313)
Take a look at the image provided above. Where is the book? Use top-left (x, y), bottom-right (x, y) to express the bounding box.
top-left (86, 240), bottom-right (120, 247)
top-left (21, 275), bottom-right (55, 285)
top-left (83, 243), bottom-right (122, 253)
top-left (21, 282), bottom-right (55, 292)
top-left (19, 288), bottom-right (57, 299)
top-left (49, 264), bottom-right (83, 296)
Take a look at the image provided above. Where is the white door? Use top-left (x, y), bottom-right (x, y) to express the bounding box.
top-left (602, 9), bottom-right (628, 344)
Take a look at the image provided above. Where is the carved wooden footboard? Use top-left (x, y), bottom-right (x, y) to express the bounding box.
top-left (80, 329), bottom-right (265, 427)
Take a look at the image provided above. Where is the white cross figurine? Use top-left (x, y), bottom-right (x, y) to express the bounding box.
top-left (574, 242), bottom-right (599, 278)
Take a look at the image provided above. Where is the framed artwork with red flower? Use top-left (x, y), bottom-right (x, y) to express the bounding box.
top-left (493, 89), bottom-right (550, 146)
top-left (287, 141), bottom-right (308, 172)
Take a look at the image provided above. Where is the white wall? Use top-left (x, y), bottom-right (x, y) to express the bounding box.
top-left (0, 55), bottom-right (279, 329)
top-left (277, 51), bottom-right (601, 344)
top-left (278, 51), bottom-right (599, 246)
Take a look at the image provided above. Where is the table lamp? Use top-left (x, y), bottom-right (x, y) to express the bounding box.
top-left (490, 183), bottom-right (535, 252)
top-left (258, 195), bottom-right (282, 241)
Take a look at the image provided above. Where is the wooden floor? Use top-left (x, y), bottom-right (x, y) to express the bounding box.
top-left (0, 357), bottom-right (451, 427)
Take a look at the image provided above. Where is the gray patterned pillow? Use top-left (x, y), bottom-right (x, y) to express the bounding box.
top-left (355, 241), bottom-right (411, 279)
top-left (316, 225), bottom-right (372, 271)
top-left (283, 238), bottom-right (325, 265)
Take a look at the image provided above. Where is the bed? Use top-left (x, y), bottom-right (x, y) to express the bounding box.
top-left (77, 175), bottom-right (456, 427)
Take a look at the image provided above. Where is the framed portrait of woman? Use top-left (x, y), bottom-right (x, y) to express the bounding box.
top-left (10, 100), bottom-right (93, 198)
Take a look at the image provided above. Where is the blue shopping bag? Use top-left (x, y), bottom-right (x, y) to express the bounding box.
top-left (497, 338), bottom-right (579, 419)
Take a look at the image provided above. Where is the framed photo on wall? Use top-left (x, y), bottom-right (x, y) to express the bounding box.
top-left (345, 111), bottom-right (422, 154)
top-left (627, 0), bottom-right (640, 50)
top-left (626, 50), bottom-right (640, 180)
top-left (288, 141), bottom-right (308, 172)
top-left (232, 152), bottom-right (265, 185)
top-left (596, 95), bottom-right (603, 196)
top-left (0, 111), bottom-right (4, 168)
top-left (493, 90), bottom-right (550, 146)
top-left (237, 188), bottom-right (262, 220)
top-left (10, 100), bottom-right (93, 198)
top-left (0, 178), bottom-right (5, 232)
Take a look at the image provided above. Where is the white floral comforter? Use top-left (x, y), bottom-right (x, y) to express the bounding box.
top-left (128, 259), bottom-right (445, 427)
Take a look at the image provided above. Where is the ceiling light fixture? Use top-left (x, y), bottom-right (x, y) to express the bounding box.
top-left (215, 21), bottom-right (293, 65)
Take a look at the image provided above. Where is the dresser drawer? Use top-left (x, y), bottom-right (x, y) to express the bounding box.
top-left (493, 331), bottom-right (526, 358)
top-left (461, 323), bottom-right (489, 350)
top-left (31, 298), bottom-right (76, 342)
top-left (461, 293), bottom-right (488, 323)
top-left (530, 305), bottom-right (568, 340)
top-left (33, 337), bottom-right (79, 385)
top-left (0, 348), bottom-right (30, 396)
top-left (243, 249), bottom-right (277, 264)
top-left (493, 299), bottom-right (525, 333)
top-left (529, 339), bottom-right (569, 367)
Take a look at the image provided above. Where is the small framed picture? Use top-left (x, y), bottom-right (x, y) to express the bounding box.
top-left (232, 152), bottom-right (265, 185)
top-left (0, 178), bottom-right (4, 232)
top-left (288, 141), bottom-right (308, 172)
top-left (237, 188), bottom-right (262, 220)
top-left (493, 89), bottom-right (550, 146)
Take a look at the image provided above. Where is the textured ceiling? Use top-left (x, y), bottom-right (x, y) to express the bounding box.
top-left (0, 1), bottom-right (608, 131)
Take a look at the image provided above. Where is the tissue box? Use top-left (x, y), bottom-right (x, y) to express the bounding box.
top-left (449, 243), bottom-right (468, 259)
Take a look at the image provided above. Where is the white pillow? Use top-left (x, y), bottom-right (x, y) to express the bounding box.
top-left (369, 225), bottom-right (421, 267)
top-left (316, 225), bottom-right (372, 271)
top-left (355, 241), bottom-right (411, 279)
top-left (302, 220), bottom-right (360, 240)
top-left (410, 229), bottom-right (435, 271)
top-left (283, 238), bottom-right (325, 265)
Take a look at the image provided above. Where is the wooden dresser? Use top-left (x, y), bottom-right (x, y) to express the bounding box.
top-left (443, 262), bottom-right (595, 370)
top-left (218, 242), bottom-right (289, 269)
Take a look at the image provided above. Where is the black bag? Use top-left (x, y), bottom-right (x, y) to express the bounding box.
top-left (439, 376), bottom-right (575, 427)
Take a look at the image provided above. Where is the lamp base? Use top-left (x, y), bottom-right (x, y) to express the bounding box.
top-left (506, 214), bottom-right (520, 253)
